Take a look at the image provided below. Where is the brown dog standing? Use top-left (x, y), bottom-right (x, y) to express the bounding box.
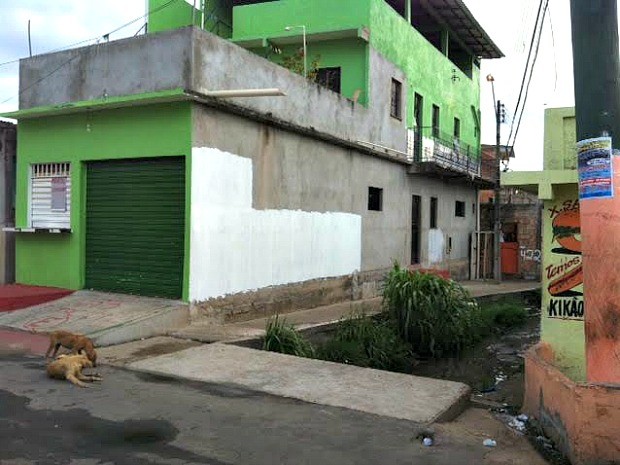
top-left (46, 353), bottom-right (102, 388)
top-left (45, 330), bottom-right (98, 366)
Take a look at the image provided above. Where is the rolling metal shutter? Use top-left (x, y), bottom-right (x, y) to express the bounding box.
top-left (85, 157), bottom-right (185, 299)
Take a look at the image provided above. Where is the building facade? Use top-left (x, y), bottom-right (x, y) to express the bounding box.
top-left (502, 107), bottom-right (619, 465)
top-left (3, 1), bottom-right (500, 316)
top-left (0, 121), bottom-right (17, 284)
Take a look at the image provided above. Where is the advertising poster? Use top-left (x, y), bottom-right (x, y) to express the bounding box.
top-left (577, 136), bottom-right (614, 200)
top-left (544, 197), bottom-right (584, 320)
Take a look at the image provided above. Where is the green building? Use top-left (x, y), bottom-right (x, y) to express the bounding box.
top-left (150, 0), bottom-right (502, 168)
top-left (3, 0), bottom-right (501, 313)
top-left (502, 107), bottom-right (583, 380)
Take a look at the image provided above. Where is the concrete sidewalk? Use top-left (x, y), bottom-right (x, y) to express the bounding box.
top-left (128, 342), bottom-right (471, 424)
top-left (0, 290), bottom-right (189, 346)
top-left (173, 280), bottom-right (541, 343)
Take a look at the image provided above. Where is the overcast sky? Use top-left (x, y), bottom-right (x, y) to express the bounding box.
top-left (0, 0), bottom-right (587, 171)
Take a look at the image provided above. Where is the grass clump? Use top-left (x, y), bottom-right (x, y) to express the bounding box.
top-left (316, 314), bottom-right (412, 372)
top-left (478, 299), bottom-right (529, 331)
top-left (263, 315), bottom-right (314, 358)
top-left (382, 263), bottom-right (479, 357)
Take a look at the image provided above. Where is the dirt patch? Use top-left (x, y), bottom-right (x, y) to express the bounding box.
top-left (131, 341), bottom-right (200, 358)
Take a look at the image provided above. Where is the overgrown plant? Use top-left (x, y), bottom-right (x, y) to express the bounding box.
top-left (281, 50), bottom-right (321, 81)
top-left (316, 313), bottom-right (412, 372)
top-left (263, 315), bottom-right (314, 358)
top-left (382, 263), bottom-right (479, 357)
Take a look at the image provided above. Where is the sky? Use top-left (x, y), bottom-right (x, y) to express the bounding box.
top-left (0, 0), bottom-right (586, 171)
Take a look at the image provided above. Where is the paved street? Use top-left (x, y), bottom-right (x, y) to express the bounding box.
top-left (1, 352), bottom-right (487, 465)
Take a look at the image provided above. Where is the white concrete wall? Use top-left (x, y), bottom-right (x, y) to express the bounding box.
top-left (189, 147), bottom-right (362, 301)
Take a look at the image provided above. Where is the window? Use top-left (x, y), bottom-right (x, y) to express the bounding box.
top-left (316, 67), bottom-right (342, 94)
top-left (432, 104), bottom-right (440, 137)
top-left (455, 200), bottom-right (465, 218)
top-left (368, 187), bottom-right (383, 211)
top-left (31, 163), bottom-right (71, 229)
top-left (430, 197), bottom-right (438, 229)
top-left (453, 117), bottom-right (461, 140)
top-left (390, 79), bottom-right (402, 120)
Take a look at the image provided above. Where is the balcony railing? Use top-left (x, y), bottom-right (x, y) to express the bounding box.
top-left (407, 126), bottom-right (481, 177)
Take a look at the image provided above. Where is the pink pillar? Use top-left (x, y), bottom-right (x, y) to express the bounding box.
top-left (580, 154), bottom-right (620, 384)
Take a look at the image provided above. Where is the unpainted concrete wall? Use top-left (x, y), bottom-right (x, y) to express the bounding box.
top-left (19, 27), bottom-right (408, 154)
top-left (192, 104), bottom-right (476, 279)
top-left (0, 122), bottom-right (16, 284)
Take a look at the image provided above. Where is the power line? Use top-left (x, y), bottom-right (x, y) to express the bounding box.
top-left (0, 0), bottom-right (178, 69)
top-left (547, 2), bottom-right (558, 93)
top-left (509, 0), bottom-right (550, 149)
top-left (505, 0), bottom-right (546, 148)
top-left (0, 0), bottom-right (180, 105)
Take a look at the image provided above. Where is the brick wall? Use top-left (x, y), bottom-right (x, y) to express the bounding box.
top-left (480, 188), bottom-right (542, 280)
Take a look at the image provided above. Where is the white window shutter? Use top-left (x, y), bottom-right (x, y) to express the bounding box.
top-left (31, 163), bottom-right (71, 229)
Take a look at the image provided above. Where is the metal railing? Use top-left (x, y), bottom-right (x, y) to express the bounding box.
top-left (407, 126), bottom-right (481, 177)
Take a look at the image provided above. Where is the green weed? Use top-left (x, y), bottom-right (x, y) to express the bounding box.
top-left (263, 315), bottom-right (315, 358)
top-left (382, 263), bottom-right (479, 357)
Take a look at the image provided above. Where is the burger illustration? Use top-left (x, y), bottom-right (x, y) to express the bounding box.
top-left (548, 209), bottom-right (583, 296)
top-left (552, 209), bottom-right (581, 253)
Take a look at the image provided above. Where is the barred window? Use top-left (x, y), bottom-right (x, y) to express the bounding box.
top-left (31, 163), bottom-right (71, 229)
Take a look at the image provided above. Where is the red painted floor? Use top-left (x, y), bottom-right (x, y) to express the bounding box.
top-left (0, 284), bottom-right (73, 312)
top-left (0, 328), bottom-right (49, 355)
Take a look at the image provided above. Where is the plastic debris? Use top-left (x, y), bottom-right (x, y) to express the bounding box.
top-left (517, 413), bottom-right (529, 422)
top-left (483, 439), bottom-right (497, 448)
top-left (508, 418), bottom-right (526, 432)
top-left (423, 437), bottom-right (433, 447)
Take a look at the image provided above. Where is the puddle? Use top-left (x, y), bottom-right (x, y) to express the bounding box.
top-left (411, 312), bottom-right (540, 409)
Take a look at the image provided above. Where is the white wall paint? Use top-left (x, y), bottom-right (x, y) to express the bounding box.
top-left (189, 147), bottom-right (362, 302)
top-left (428, 229), bottom-right (445, 264)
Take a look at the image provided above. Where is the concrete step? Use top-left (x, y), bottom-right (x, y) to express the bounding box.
top-left (0, 290), bottom-right (189, 347)
top-left (128, 343), bottom-right (471, 424)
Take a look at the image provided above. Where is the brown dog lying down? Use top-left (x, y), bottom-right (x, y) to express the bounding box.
top-left (45, 330), bottom-right (98, 366)
top-left (46, 353), bottom-right (103, 388)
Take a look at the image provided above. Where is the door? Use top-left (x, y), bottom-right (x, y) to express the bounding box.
top-left (411, 195), bottom-right (421, 264)
top-left (414, 93), bottom-right (423, 160)
top-left (85, 157), bottom-right (185, 299)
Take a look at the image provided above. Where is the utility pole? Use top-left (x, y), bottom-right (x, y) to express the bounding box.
top-left (493, 99), bottom-right (502, 283)
top-left (486, 74), bottom-right (502, 283)
top-left (570, 0), bottom-right (620, 383)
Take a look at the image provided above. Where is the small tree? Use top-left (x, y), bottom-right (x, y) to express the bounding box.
top-left (281, 48), bottom-right (321, 81)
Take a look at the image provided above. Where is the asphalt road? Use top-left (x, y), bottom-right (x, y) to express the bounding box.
top-left (0, 352), bottom-right (498, 465)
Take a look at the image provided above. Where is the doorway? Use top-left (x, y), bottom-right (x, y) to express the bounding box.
top-left (411, 195), bottom-right (422, 264)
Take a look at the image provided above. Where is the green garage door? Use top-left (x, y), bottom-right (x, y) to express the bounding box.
top-left (86, 157), bottom-right (185, 299)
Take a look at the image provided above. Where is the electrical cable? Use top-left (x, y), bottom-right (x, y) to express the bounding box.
top-left (505, 0), bottom-right (546, 148)
top-left (0, 0), bottom-right (178, 69)
top-left (0, 0), bottom-right (180, 105)
top-left (509, 0), bottom-right (549, 150)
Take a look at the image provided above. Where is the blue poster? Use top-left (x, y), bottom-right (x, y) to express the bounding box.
top-left (577, 136), bottom-right (614, 200)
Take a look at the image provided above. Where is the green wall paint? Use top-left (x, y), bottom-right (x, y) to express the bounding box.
top-left (502, 108), bottom-right (585, 382)
top-left (148, 0), bottom-right (231, 38)
top-left (231, 0), bottom-right (481, 156)
top-left (148, 0), bottom-right (200, 33)
top-left (541, 185), bottom-right (585, 382)
top-left (368, 0), bottom-right (480, 154)
top-left (232, 0), bottom-right (371, 39)
top-left (252, 38), bottom-right (369, 104)
top-left (15, 102), bottom-right (192, 300)
top-left (544, 107), bottom-right (577, 171)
